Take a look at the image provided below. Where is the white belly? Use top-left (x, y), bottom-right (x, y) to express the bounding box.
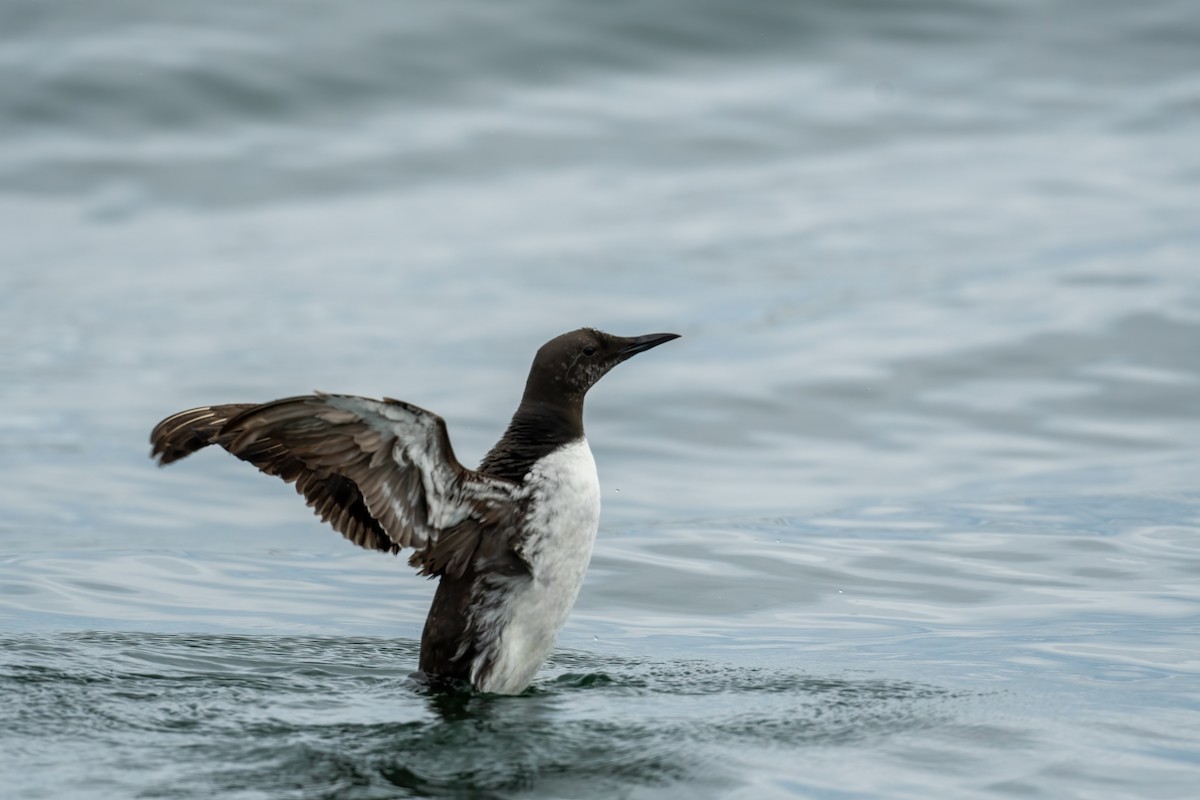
top-left (471, 438), bottom-right (601, 694)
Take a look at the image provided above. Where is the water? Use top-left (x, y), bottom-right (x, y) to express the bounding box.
top-left (2, 0), bottom-right (1199, 797)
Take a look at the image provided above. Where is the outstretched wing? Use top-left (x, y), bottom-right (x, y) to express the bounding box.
top-left (149, 394), bottom-right (518, 577)
top-left (151, 403), bottom-right (396, 554)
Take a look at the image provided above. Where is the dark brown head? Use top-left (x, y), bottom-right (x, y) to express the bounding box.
top-left (476, 328), bottom-right (679, 481)
top-left (520, 328), bottom-right (680, 410)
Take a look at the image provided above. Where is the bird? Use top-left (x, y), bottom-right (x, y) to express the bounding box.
top-left (149, 328), bottom-right (679, 694)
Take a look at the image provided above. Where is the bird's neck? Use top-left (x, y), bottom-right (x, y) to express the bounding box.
top-left (477, 399), bottom-right (585, 483)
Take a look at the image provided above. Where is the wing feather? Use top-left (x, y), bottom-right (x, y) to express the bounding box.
top-left (150, 394), bottom-right (518, 577)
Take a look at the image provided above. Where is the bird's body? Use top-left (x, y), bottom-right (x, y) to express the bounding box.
top-left (150, 328), bottom-right (677, 694)
top-left (441, 438), bottom-right (600, 693)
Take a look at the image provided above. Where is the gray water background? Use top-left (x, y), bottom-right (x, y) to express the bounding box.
top-left (2, 1), bottom-right (1199, 797)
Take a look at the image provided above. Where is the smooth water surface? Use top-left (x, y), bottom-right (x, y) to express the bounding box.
top-left (2, 1), bottom-right (1199, 798)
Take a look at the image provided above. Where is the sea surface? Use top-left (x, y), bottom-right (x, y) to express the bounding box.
top-left (2, 1), bottom-right (1199, 798)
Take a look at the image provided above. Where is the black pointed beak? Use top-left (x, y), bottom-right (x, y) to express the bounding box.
top-left (617, 332), bottom-right (681, 360)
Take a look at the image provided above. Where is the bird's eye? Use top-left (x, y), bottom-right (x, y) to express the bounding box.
top-left (583, 346), bottom-right (597, 357)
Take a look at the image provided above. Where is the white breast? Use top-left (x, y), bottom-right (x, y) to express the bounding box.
top-left (470, 438), bottom-right (601, 694)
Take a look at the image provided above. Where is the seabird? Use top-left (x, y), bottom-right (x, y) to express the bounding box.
top-left (149, 328), bottom-right (679, 694)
